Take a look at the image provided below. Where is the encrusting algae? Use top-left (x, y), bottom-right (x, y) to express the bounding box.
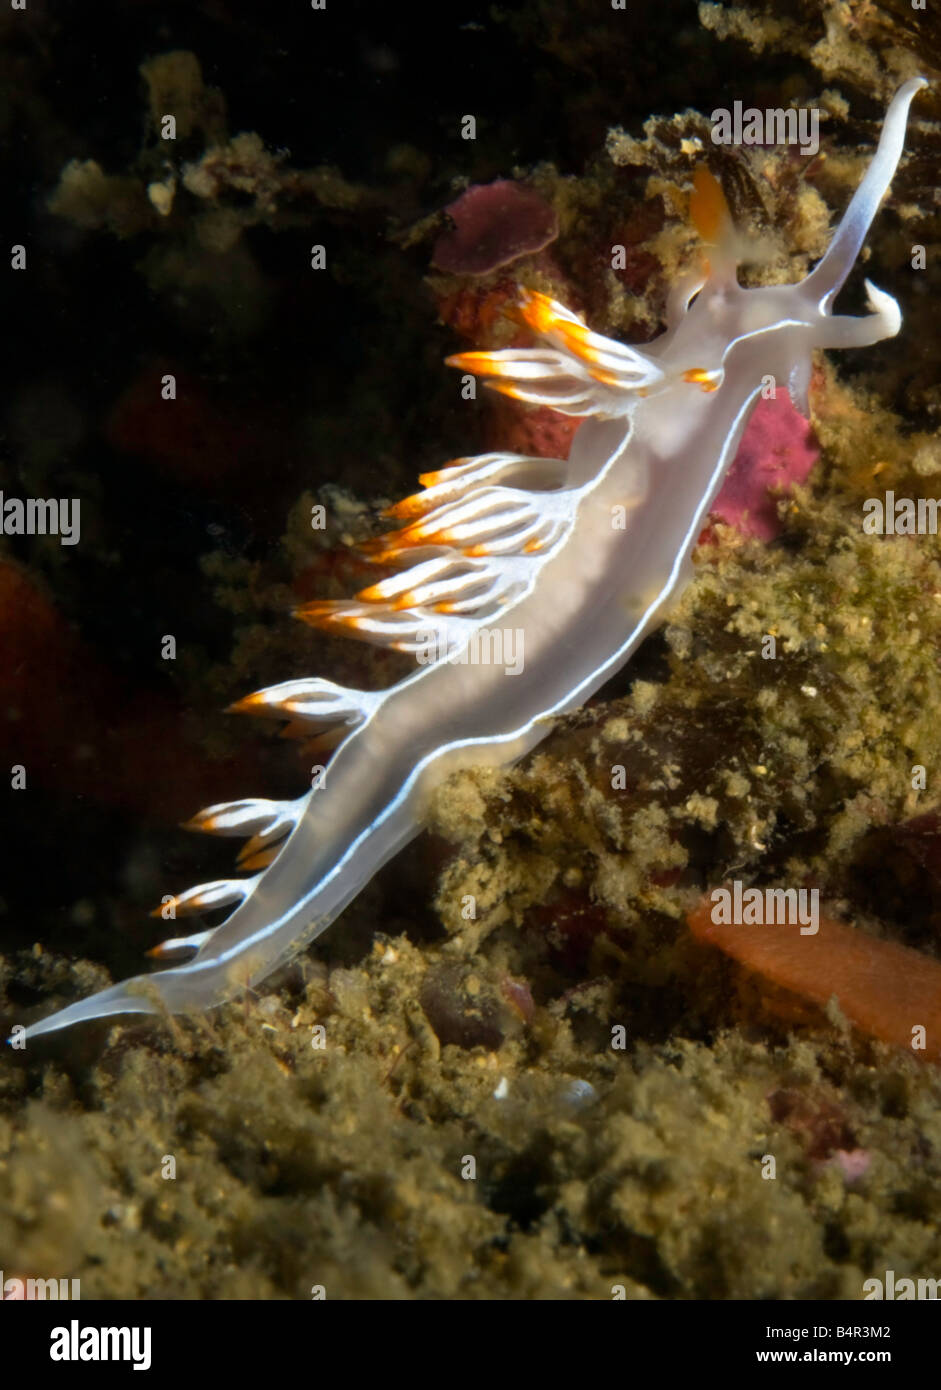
top-left (3, 1), bottom-right (941, 1300)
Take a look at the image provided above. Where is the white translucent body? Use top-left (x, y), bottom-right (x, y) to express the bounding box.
top-left (17, 79), bottom-right (925, 1040)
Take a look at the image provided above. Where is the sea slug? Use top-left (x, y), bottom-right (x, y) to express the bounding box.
top-left (16, 79), bottom-right (927, 1041)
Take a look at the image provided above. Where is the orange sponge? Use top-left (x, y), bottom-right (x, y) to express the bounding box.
top-left (689, 893), bottom-right (941, 1062)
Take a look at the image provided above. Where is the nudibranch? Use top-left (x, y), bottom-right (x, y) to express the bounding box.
top-left (16, 79), bottom-right (926, 1041)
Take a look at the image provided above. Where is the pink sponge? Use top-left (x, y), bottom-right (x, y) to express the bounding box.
top-left (711, 393), bottom-right (820, 541)
top-left (432, 180), bottom-right (559, 276)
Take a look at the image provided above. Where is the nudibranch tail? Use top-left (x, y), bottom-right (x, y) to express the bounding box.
top-left (12, 79), bottom-right (926, 1044)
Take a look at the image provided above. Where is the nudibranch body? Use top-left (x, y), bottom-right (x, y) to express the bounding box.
top-left (18, 79), bottom-right (926, 1040)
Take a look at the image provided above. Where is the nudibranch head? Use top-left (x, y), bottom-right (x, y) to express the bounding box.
top-left (657, 78), bottom-right (927, 413)
top-left (448, 79), bottom-right (926, 423)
